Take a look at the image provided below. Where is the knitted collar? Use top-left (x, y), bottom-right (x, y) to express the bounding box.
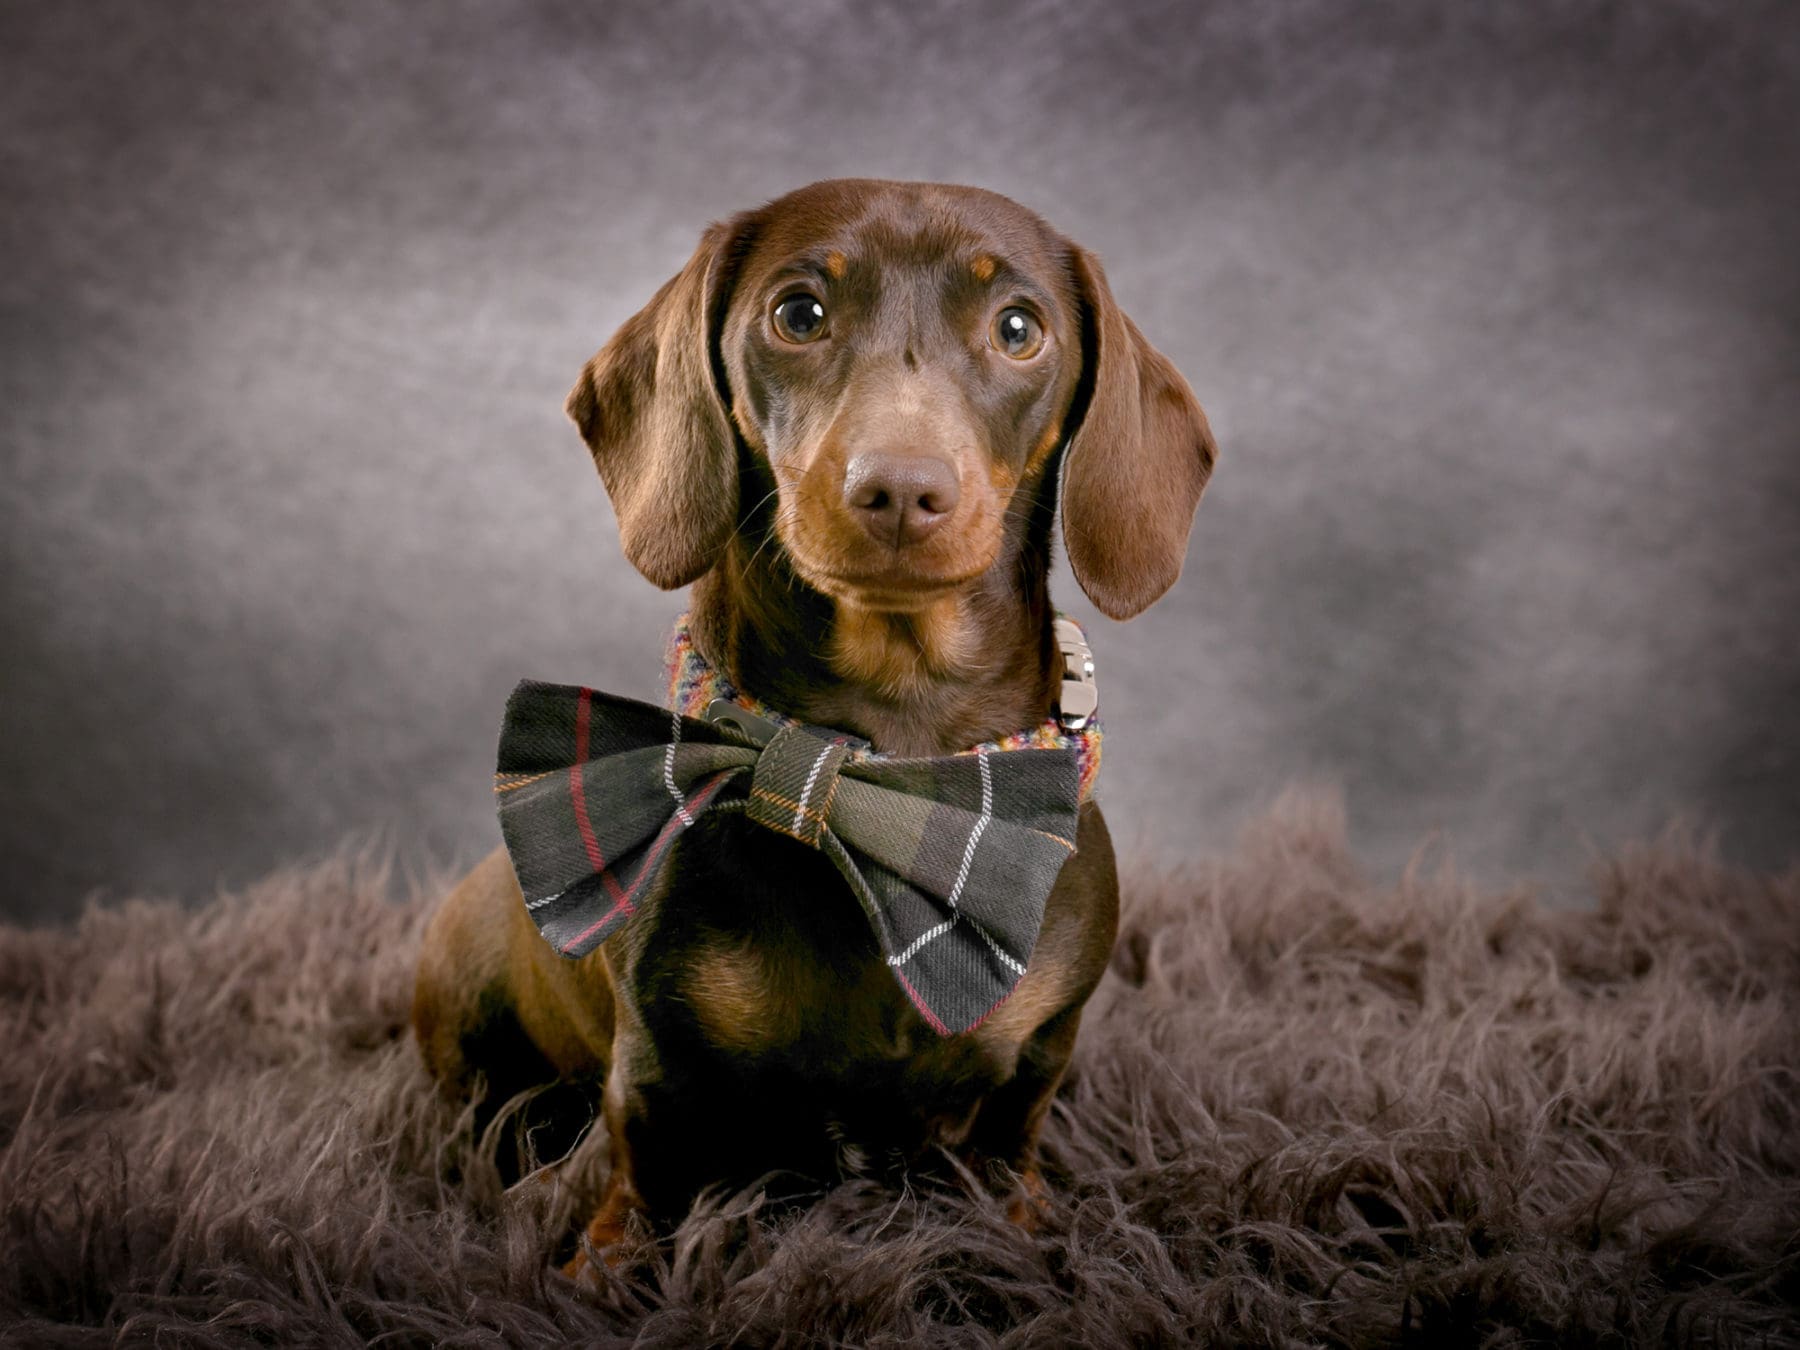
top-left (663, 612), bottom-right (1103, 802)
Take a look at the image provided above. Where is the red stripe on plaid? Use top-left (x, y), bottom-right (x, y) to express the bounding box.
top-left (569, 687), bottom-right (606, 873)
top-left (559, 771), bottom-right (733, 954)
top-left (567, 688), bottom-right (632, 907)
top-left (559, 891), bottom-right (632, 956)
top-left (957, 980), bottom-right (1011, 1034)
top-left (891, 965), bottom-right (951, 1037)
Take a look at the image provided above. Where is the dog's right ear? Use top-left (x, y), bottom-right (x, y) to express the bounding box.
top-left (565, 214), bottom-right (757, 589)
top-left (1057, 246), bottom-right (1218, 620)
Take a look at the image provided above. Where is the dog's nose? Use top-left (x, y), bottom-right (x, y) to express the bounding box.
top-left (842, 453), bottom-right (961, 548)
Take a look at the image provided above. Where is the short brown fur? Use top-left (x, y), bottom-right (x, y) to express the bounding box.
top-left (412, 179), bottom-right (1217, 1272)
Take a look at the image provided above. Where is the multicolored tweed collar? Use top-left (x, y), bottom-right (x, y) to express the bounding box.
top-left (492, 614), bottom-right (1104, 1035)
top-left (662, 613), bottom-right (1103, 802)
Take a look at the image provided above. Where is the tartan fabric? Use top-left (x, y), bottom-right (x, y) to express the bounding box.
top-left (744, 724), bottom-right (853, 848)
top-left (494, 678), bottom-right (1087, 1036)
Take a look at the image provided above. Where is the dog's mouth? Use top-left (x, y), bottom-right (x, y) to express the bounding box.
top-left (761, 446), bottom-right (1008, 611)
top-left (779, 514), bottom-right (1002, 611)
top-left (788, 553), bottom-right (989, 612)
top-left (815, 573), bottom-right (977, 613)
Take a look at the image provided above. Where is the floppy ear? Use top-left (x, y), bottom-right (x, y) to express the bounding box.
top-left (565, 214), bottom-right (756, 589)
top-left (1058, 247), bottom-right (1219, 620)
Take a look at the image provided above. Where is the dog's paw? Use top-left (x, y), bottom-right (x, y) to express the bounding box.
top-left (559, 1180), bottom-right (649, 1281)
top-left (1003, 1168), bottom-right (1051, 1233)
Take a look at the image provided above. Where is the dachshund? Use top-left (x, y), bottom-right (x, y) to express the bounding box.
top-left (411, 178), bottom-right (1217, 1270)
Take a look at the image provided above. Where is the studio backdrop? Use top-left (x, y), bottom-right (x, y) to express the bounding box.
top-left (3, 1), bottom-right (1796, 920)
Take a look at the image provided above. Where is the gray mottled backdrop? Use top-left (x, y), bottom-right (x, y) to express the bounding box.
top-left (3, 1), bottom-right (1796, 921)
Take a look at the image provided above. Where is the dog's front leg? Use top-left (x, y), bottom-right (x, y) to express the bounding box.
top-left (961, 1003), bottom-right (1086, 1230)
top-left (562, 1030), bottom-right (652, 1277)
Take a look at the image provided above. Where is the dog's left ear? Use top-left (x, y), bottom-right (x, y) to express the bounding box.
top-left (1058, 246), bottom-right (1218, 620)
top-left (565, 214), bottom-right (757, 589)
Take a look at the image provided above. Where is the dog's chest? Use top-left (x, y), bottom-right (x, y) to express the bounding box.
top-left (629, 815), bottom-right (1012, 1102)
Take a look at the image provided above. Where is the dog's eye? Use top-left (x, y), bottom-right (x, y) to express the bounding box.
top-left (772, 293), bottom-right (827, 344)
top-left (990, 307), bottom-right (1044, 360)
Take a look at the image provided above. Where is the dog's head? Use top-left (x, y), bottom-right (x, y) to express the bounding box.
top-left (565, 179), bottom-right (1216, 621)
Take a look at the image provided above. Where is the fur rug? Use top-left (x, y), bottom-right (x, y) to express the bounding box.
top-left (2, 793), bottom-right (1796, 1347)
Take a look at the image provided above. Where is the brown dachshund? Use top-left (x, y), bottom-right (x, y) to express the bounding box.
top-left (412, 179), bottom-right (1217, 1268)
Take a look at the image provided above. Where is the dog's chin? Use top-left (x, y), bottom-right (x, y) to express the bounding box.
top-left (794, 555), bottom-right (994, 615)
top-left (830, 582), bottom-right (965, 615)
top-left (778, 525), bottom-right (998, 615)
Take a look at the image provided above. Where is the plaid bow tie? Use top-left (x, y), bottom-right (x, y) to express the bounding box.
top-left (493, 681), bottom-right (1083, 1035)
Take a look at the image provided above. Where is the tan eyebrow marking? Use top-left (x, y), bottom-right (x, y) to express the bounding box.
top-left (825, 250), bottom-right (847, 279)
top-left (971, 255), bottom-right (996, 282)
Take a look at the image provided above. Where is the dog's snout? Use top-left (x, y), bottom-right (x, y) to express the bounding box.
top-left (842, 453), bottom-right (960, 548)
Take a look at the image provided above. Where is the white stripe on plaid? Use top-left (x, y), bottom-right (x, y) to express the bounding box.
top-left (793, 740), bottom-right (835, 836)
top-left (527, 888), bottom-right (565, 912)
top-left (888, 915), bottom-right (955, 968)
top-left (664, 711), bottom-right (694, 827)
top-left (887, 748), bottom-right (995, 971)
top-left (969, 914), bottom-right (1028, 976)
top-left (946, 748), bottom-right (992, 909)
top-left (886, 909), bottom-right (1025, 979)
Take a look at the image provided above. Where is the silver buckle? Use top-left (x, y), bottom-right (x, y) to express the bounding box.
top-left (706, 699), bottom-right (871, 752)
top-left (1053, 618), bottom-right (1098, 731)
top-left (704, 699), bottom-right (783, 746)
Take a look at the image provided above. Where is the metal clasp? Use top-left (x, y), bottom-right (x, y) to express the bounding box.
top-left (704, 699), bottom-right (782, 747)
top-left (1053, 618), bottom-right (1098, 731)
top-left (706, 699), bottom-right (871, 754)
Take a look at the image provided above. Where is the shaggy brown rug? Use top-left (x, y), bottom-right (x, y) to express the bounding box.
top-left (2, 794), bottom-right (1796, 1347)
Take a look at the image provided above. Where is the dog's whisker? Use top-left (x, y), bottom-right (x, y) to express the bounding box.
top-left (735, 484), bottom-right (784, 527)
